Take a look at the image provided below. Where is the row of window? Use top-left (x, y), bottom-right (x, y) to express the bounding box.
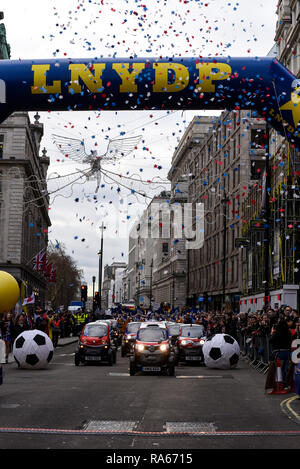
top-left (189, 254), bottom-right (240, 292)
top-left (189, 223), bottom-right (238, 267)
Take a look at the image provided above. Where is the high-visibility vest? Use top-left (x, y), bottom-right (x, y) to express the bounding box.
top-left (74, 313), bottom-right (81, 324)
top-left (79, 314), bottom-right (86, 324)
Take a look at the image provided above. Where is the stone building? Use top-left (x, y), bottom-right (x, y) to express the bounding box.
top-left (0, 13), bottom-right (51, 307)
top-left (101, 261), bottom-right (127, 309)
top-left (241, 0), bottom-right (300, 311)
top-left (126, 220), bottom-right (141, 305)
top-left (0, 112), bottom-right (51, 305)
top-left (126, 191), bottom-right (176, 309)
top-left (158, 116), bottom-right (217, 309)
top-left (185, 111), bottom-right (266, 311)
top-left (125, 192), bottom-right (168, 308)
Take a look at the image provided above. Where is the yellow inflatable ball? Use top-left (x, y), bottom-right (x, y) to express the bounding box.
top-left (0, 271), bottom-right (20, 315)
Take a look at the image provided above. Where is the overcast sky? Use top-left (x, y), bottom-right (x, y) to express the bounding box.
top-left (2, 0), bottom-right (279, 292)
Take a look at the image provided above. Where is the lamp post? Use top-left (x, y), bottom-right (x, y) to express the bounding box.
top-left (263, 124), bottom-right (271, 307)
top-left (92, 276), bottom-right (96, 310)
top-left (137, 265), bottom-right (141, 307)
top-left (149, 258), bottom-right (153, 311)
top-left (98, 222), bottom-right (106, 310)
top-left (172, 274), bottom-right (175, 310)
top-left (221, 190), bottom-right (229, 309)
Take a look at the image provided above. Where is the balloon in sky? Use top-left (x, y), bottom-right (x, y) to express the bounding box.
top-left (0, 270), bottom-right (20, 314)
top-left (0, 57), bottom-right (299, 148)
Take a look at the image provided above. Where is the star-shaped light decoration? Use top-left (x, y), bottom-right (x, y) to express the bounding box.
top-left (280, 90), bottom-right (300, 130)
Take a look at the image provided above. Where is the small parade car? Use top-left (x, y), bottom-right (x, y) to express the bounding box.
top-left (129, 323), bottom-right (175, 376)
top-left (75, 321), bottom-right (117, 365)
top-left (121, 322), bottom-right (141, 357)
top-left (177, 324), bottom-right (206, 364)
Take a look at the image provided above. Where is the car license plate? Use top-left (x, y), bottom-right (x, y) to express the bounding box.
top-left (142, 366), bottom-right (161, 372)
top-left (186, 356), bottom-right (201, 360)
top-left (85, 356), bottom-right (101, 361)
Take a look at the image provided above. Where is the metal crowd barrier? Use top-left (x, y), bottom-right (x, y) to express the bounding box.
top-left (237, 331), bottom-right (271, 374)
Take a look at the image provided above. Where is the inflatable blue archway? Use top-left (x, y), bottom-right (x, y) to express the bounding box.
top-left (0, 56), bottom-right (299, 148)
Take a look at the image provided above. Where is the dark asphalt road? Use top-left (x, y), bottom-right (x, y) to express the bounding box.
top-left (0, 341), bottom-right (300, 453)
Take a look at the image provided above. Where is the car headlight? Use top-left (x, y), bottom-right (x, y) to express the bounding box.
top-left (200, 339), bottom-right (205, 345)
top-left (160, 344), bottom-right (169, 352)
top-left (181, 339), bottom-right (192, 346)
top-left (137, 344), bottom-right (144, 351)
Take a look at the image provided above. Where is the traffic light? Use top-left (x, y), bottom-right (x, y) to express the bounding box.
top-left (94, 291), bottom-right (99, 306)
top-left (81, 285), bottom-right (87, 302)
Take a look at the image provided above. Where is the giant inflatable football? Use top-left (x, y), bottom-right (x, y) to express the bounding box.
top-left (202, 333), bottom-right (240, 369)
top-left (13, 330), bottom-right (54, 369)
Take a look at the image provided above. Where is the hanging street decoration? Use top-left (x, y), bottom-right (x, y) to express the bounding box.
top-left (52, 133), bottom-right (142, 192)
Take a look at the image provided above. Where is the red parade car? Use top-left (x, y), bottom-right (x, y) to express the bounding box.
top-left (121, 321), bottom-right (141, 357)
top-left (177, 324), bottom-right (206, 364)
top-left (75, 321), bottom-right (117, 366)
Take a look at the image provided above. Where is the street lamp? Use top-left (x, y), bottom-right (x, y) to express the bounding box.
top-left (262, 124), bottom-right (271, 307)
top-left (98, 222), bottom-right (106, 310)
top-left (149, 258), bottom-right (153, 311)
top-left (128, 277), bottom-right (131, 302)
top-left (221, 190), bottom-right (229, 309)
top-left (92, 276), bottom-right (96, 309)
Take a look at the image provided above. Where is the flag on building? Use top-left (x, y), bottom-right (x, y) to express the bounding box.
top-left (39, 251), bottom-right (48, 273)
top-left (32, 250), bottom-right (43, 271)
top-left (44, 262), bottom-right (52, 279)
top-left (45, 263), bottom-right (56, 283)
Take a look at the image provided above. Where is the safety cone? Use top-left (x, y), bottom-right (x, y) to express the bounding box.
top-left (268, 358), bottom-right (290, 395)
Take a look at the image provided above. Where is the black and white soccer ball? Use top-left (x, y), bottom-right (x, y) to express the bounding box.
top-left (13, 330), bottom-right (54, 369)
top-left (202, 333), bottom-right (240, 369)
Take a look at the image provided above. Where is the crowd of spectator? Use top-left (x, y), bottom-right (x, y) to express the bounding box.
top-left (1, 303), bottom-right (299, 370)
top-left (0, 309), bottom-right (79, 363)
top-left (117, 304), bottom-right (300, 349)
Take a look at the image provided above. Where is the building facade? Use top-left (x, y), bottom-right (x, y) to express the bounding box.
top-left (0, 14), bottom-right (51, 307)
top-left (161, 116), bottom-right (217, 309)
top-left (241, 0), bottom-right (300, 311)
top-left (0, 112), bottom-right (51, 306)
top-left (184, 111), bottom-right (266, 311)
top-left (102, 261), bottom-right (127, 309)
top-left (126, 220), bottom-right (141, 305)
